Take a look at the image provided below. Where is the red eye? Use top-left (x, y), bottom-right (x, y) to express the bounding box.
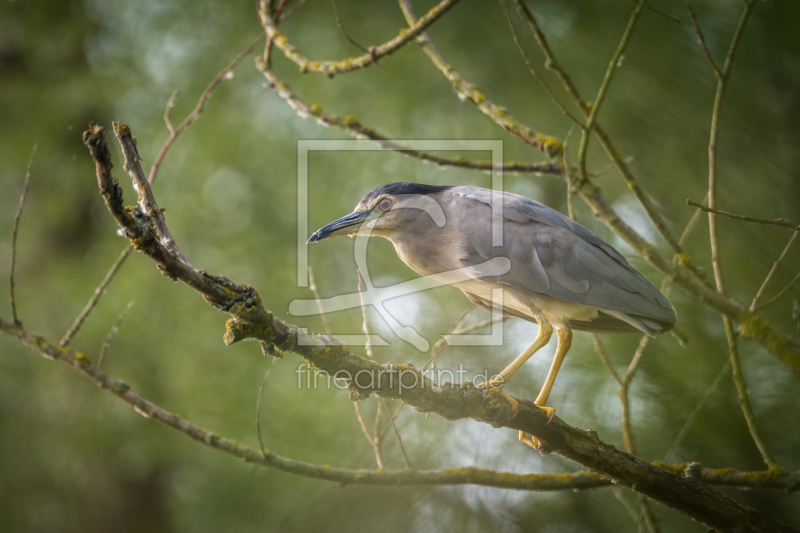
top-left (378, 199), bottom-right (392, 212)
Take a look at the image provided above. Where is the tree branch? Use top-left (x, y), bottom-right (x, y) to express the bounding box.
top-left (9, 144), bottom-right (37, 325)
top-left (60, 245), bottom-right (133, 348)
top-left (257, 64), bottom-right (561, 175)
top-left (258, 0), bottom-right (462, 77)
top-left (7, 316), bottom-right (800, 498)
top-left (687, 200), bottom-right (799, 231)
top-left (148, 33), bottom-right (265, 185)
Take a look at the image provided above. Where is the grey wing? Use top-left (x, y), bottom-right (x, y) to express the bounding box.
top-left (453, 187), bottom-right (677, 334)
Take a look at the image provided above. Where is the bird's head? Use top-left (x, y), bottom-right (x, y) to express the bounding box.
top-left (307, 182), bottom-right (452, 243)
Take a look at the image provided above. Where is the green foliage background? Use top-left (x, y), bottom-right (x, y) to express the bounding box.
top-left (1, 0), bottom-right (798, 531)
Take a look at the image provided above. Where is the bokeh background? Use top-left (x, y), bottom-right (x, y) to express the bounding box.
top-left (1, 0), bottom-right (799, 531)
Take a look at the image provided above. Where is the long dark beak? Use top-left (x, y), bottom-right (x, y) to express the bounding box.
top-left (307, 211), bottom-right (371, 243)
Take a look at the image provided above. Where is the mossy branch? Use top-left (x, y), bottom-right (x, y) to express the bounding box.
top-left (258, 0), bottom-right (461, 77)
top-left (256, 64), bottom-right (560, 175)
top-left (4, 316), bottom-right (799, 496)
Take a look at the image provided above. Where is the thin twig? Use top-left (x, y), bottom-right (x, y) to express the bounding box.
top-left (148, 33), bottom-right (265, 185)
top-left (356, 271), bottom-right (387, 468)
top-left (687, 200), bottom-right (799, 231)
top-left (256, 356), bottom-right (278, 457)
top-left (592, 334), bottom-right (623, 387)
top-left (593, 334), bottom-right (660, 532)
top-left (612, 486), bottom-right (643, 529)
top-left (754, 271), bottom-right (800, 313)
top-left (331, 0), bottom-right (369, 53)
top-left (577, 0), bottom-right (647, 184)
top-left (663, 359), bottom-right (731, 463)
top-left (356, 273), bottom-right (412, 468)
top-left (353, 401), bottom-right (384, 468)
top-left (60, 245), bottom-right (133, 347)
top-left (279, 0), bottom-right (307, 23)
top-left (706, 0), bottom-right (756, 296)
top-left (701, 0), bottom-right (773, 468)
top-left (504, 0), bottom-right (583, 126)
top-left (372, 402), bottom-right (385, 468)
top-left (685, 1), bottom-right (722, 76)
top-left (751, 232), bottom-right (799, 310)
top-left (380, 307), bottom-right (477, 440)
top-left (308, 266), bottom-right (331, 335)
top-left (97, 301), bottom-right (134, 370)
top-left (723, 318), bottom-right (777, 468)
top-left (9, 144), bottom-right (37, 325)
top-left (590, 156), bottom-right (634, 178)
top-left (563, 124), bottom-right (578, 220)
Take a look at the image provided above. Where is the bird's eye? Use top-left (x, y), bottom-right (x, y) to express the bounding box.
top-left (378, 199), bottom-right (393, 212)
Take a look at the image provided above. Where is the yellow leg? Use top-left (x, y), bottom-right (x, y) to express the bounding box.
top-left (521, 328), bottom-right (572, 451)
top-left (487, 322), bottom-right (553, 388)
top-left (534, 327), bottom-right (572, 418)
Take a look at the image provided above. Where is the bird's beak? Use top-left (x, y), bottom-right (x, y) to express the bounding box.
top-left (307, 211), bottom-right (372, 243)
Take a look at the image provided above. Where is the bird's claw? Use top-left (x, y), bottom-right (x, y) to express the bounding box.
top-left (537, 404), bottom-right (556, 426)
top-left (476, 381), bottom-right (519, 416)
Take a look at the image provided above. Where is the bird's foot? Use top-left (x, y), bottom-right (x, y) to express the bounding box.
top-left (476, 381), bottom-right (519, 415)
top-left (535, 403), bottom-right (556, 425)
top-left (519, 404), bottom-right (556, 454)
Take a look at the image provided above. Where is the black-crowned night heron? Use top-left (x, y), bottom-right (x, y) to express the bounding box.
top-left (308, 183), bottom-right (676, 448)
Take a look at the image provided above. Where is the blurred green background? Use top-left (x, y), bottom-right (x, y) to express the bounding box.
top-left (1, 0), bottom-right (799, 531)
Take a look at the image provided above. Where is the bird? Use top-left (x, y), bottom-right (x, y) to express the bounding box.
top-left (308, 182), bottom-right (677, 448)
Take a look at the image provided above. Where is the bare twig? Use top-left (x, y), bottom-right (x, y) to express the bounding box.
top-left (751, 232), bottom-right (798, 310)
top-left (279, 0), bottom-right (307, 23)
top-left (504, 0), bottom-right (583, 126)
top-left (308, 266), bottom-right (331, 335)
top-left (706, 0), bottom-right (756, 296)
top-left (723, 318), bottom-right (777, 468)
top-left (60, 245), bottom-right (133, 347)
top-left (256, 356), bottom-right (278, 457)
top-left (331, 0), bottom-right (369, 53)
top-left (593, 332), bottom-right (659, 532)
top-left (663, 359), bottom-right (731, 463)
top-left (699, 0), bottom-right (774, 469)
top-left (685, 1), bottom-right (722, 76)
top-left (148, 33), bottom-right (265, 185)
top-left (592, 334), bottom-right (623, 387)
top-left (357, 272), bottom-right (412, 468)
top-left (9, 144), bottom-right (37, 325)
top-left (754, 271), bottom-right (800, 313)
top-left (354, 401), bottom-right (384, 468)
top-left (563, 124), bottom-right (578, 220)
top-left (97, 301), bottom-right (134, 370)
top-left (687, 200), bottom-right (799, 232)
top-left (577, 0), bottom-right (647, 185)
top-left (259, 0), bottom-right (462, 77)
